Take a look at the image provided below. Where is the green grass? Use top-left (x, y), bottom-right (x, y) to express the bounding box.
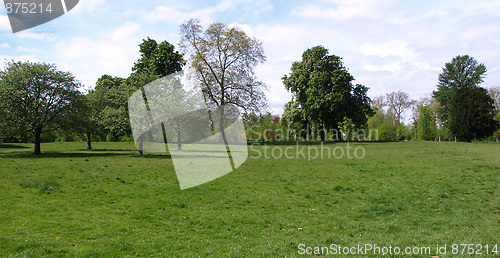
top-left (0, 141), bottom-right (498, 256)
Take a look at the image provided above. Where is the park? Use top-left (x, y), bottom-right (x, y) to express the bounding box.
top-left (1, 11), bottom-right (499, 258)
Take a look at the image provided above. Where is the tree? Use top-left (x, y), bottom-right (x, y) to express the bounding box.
top-left (488, 86), bottom-right (500, 111)
top-left (0, 61), bottom-right (81, 154)
top-left (433, 55), bottom-right (487, 125)
top-left (338, 117), bottom-right (356, 142)
top-left (385, 91), bottom-right (414, 125)
top-left (282, 46), bottom-right (374, 141)
top-left (180, 19), bottom-right (267, 112)
top-left (417, 105), bottom-right (437, 141)
top-left (133, 37), bottom-right (185, 78)
top-left (180, 19), bottom-right (267, 160)
top-left (489, 86), bottom-right (500, 142)
top-left (92, 75), bottom-right (129, 142)
top-left (281, 99), bottom-right (306, 139)
top-left (449, 87), bottom-right (498, 142)
top-left (130, 38), bottom-right (184, 155)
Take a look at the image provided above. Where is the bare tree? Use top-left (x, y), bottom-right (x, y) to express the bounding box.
top-left (488, 86), bottom-right (500, 111)
top-left (385, 91), bottom-right (414, 125)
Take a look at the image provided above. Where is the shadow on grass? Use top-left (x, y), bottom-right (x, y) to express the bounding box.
top-left (0, 143), bottom-right (30, 149)
top-left (0, 151), bottom-right (172, 159)
top-left (77, 148), bottom-right (136, 152)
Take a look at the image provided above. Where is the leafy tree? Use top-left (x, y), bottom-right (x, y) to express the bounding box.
top-left (282, 46), bottom-right (373, 141)
top-left (133, 37), bottom-right (185, 78)
top-left (449, 87), bottom-right (498, 142)
top-left (417, 105), bottom-right (437, 141)
top-left (396, 124), bottom-right (411, 141)
top-left (0, 61), bottom-right (81, 154)
top-left (433, 55), bottom-right (487, 125)
top-left (130, 38), bottom-right (184, 154)
top-left (61, 93), bottom-right (96, 149)
top-left (281, 99), bottom-right (306, 138)
top-left (92, 75), bottom-right (129, 142)
top-left (338, 117), bottom-right (356, 142)
top-left (377, 122), bottom-right (396, 141)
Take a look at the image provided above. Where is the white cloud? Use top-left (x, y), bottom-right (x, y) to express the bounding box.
top-left (293, 0), bottom-right (398, 21)
top-left (16, 46), bottom-right (41, 52)
top-left (70, 0), bottom-right (105, 14)
top-left (361, 40), bottom-right (417, 60)
top-left (1, 43), bottom-right (10, 48)
top-left (53, 22), bottom-right (143, 88)
top-left (147, 0), bottom-right (233, 25)
top-left (0, 15), bottom-right (11, 31)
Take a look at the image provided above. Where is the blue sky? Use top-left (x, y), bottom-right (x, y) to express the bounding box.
top-left (1, 0), bottom-right (500, 115)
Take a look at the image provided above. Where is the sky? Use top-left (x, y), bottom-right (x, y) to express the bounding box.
top-left (1, 0), bottom-right (500, 116)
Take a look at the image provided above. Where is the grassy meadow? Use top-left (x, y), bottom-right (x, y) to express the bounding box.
top-left (0, 141), bottom-right (499, 256)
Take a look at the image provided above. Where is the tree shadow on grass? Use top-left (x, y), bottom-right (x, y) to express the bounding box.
top-left (1, 151), bottom-right (134, 159)
top-left (0, 143), bottom-right (30, 149)
top-left (0, 151), bottom-right (172, 159)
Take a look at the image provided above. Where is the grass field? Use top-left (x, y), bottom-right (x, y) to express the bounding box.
top-left (0, 141), bottom-right (498, 256)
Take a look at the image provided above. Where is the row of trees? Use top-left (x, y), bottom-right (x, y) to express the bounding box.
top-left (1, 21), bottom-right (499, 154)
top-left (0, 19), bottom-right (268, 154)
top-left (366, 56), bottom-right (500, 142)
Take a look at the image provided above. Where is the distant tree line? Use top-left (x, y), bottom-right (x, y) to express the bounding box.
top-left (366, 55), bottom-right (499, 142)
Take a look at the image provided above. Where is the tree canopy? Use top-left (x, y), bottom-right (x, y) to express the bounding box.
top-left (282, 46), bottom-right (373, 140)
top-left (0, 61), bottom-right (82, 154)
top-left (133, 37), bottom-right (185, 78)
top-left (449, 87), bottom-right (498, 142)
top-left (180, 19), bottom-right (267, 113)
top-left (433, 55), bottom-right (487, 125)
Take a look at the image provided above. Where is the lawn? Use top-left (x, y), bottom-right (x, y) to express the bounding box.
top-left (0, 141), bottom-right (498, 256)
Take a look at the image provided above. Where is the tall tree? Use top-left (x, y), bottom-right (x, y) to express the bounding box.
top-left (180, 19), bottom-right (267, 113)
top-left (385, 91), bottom-right (414, 125)
top-left (433, 55), bottom-right (487, 125)
top-left (449, 87), bottom-right (498, 142)
top-left (180, 19), bottom-right (267, 163)
top-left (130, 38), bottom-right (184, 155)
top-left (282, 46), bottom-right (373, 140)
top-left (417, 105), bottom-right (437, 141)
top-left (0, 61), bottom-right (81, 154)
top-left (92, 75), bottom-right (129, 142)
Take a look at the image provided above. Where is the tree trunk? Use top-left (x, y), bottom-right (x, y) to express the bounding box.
top-left (86, 132), bottom-right (92, 150)
top-left (138, 134), bottom-right (144, 156)
top-left (113, 132), bottom-right (119, 142)
top-left (219, 106), bottom-right (235, 170)
top-left (33, 127), bottom-right (42, 155)
top-left (177, 126), bottom-right (182, 151)
top-left (319, 125), bottom-right (326, 141)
